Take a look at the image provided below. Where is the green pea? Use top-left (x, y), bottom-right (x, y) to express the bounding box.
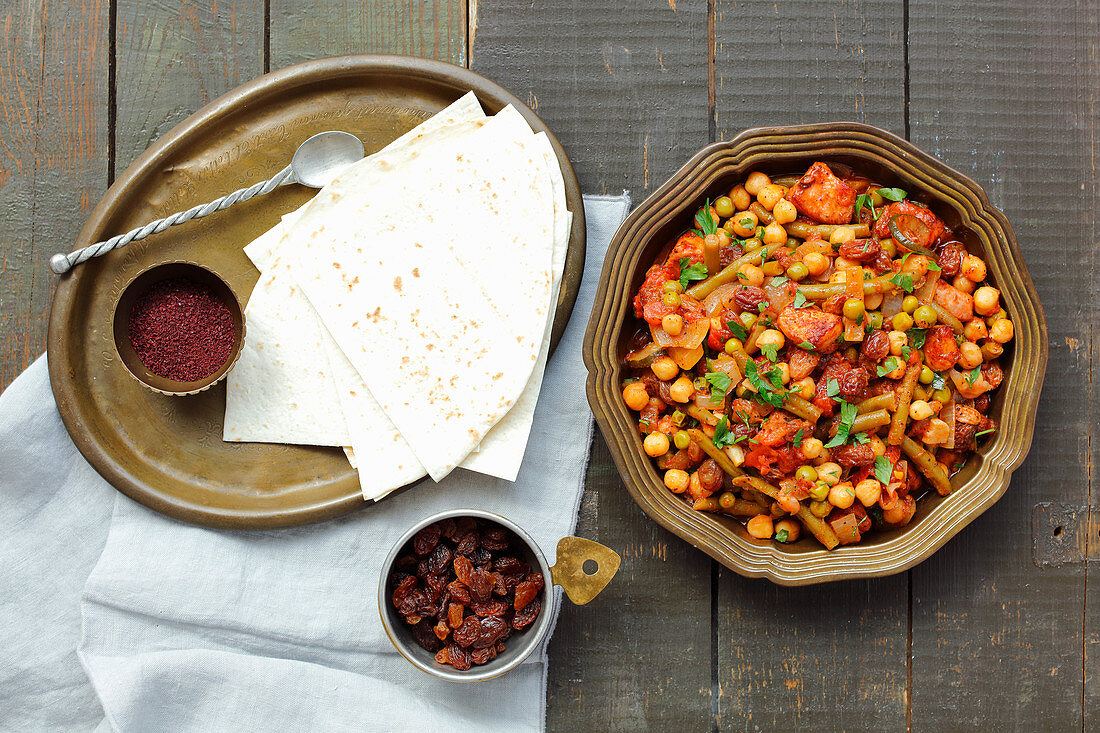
top-left (786, 262), bottom-right (809, 281)
top-left (933, 388), bottom-right (952, 403)
top-left (810, 482), bottom-right (831, 502)
top-left (724, 338), bottom-right (743, 355)
top-left (867, 311), bottom-right (883, 331)
top-left (718, 491), bottom-right (737, 510)
top-left (714, 196), bottom-right (735, 218)
top-left (743, 238), bottom-right (763, 252)
top-left (913, 305), bottom-right (938, 328)
top-left (795, 465), bottom-right (818, 483)
top-left (663, 292), bottom-right (681, 307)
top-left (919, 366), bottom-right (934, 385)
top-left (673, 430), bottom-right (691, 450)
top-left (739, 312), bottom-right (758, 329)
top-left (810, 500), bottom-right (831, 517)
top-left (842, 298), bottom-right (865, 321)
top-left (892, 312), bottom-right (914, 331)
top-left (662, 280), bottom-right (683, 294)
top-left (902, 295), bottom-right (919, 314)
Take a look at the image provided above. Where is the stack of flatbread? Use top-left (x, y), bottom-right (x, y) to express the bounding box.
top-left (223, 94), bottom-right (572, 500)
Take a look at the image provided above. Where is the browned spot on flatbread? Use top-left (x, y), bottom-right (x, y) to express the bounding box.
top-left (332, 262), bottom-right (341, 269)
top-left (393, 276), bottom-right (403, 291)
top-left (412, 268), bottom-right (420, 278)
top-left (493, 372), bottom-right (503, 380)
top-left (348, 276), bottom-right (359, 291)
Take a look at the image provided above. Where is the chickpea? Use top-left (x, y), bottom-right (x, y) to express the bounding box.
top-left (921, 418), bottom-right (951, 445)
top-left (773, 198), bottom-right (798, 225)
top-left (793, 376), bottom-right (815, 400)
top-left (776, 493), bottom-right (802, 515)
top-left (731, 211), bottom-right (760, 237)
top-left (774, 518), bottom-right (801, 542)
top-left (834, 255), bottom-right (858, 270)
top-left (714, 196), bottom-right (735, 218)
top-left (961, 254), bottom-right (987, 282)
top-left (786, 261), bottom-right (810, 281)
top-left (669, 375), bottom-right (695, 403)
top-left (901, 255), bottom-right (929, 279)
top-left (622, 381), bottom-right (649, 411)
top-left (829, 226), bottom-right (856, 246)
top-left (854, 479), bottom-right (883, 507)
top-left (892, 312), bottom-right (914, 332)
top-left (746, 513), bottom-right (774, 539)
top-left (651, 356), bottom-right (679, 381)
top-left (865, 292), bottom-right (884, 310)
top-left (664, 469), bottom-right (690, 493)
top-left (989, 318), bottom-right (1014, 344)
top-left (801, 437), bottom-right (824, 460)
top-left (953, 275), bottom-right (976, 294)
top-left (913, 305), bottom-right (938, 329)
top-left (964, 318), bottom-right (988, 342)
top-left (973, 286), bottom-right (1001, 316)
top-left (757, 329), bottom-right (786, 350)
top-left (744, 171), bottom-right (771, 196)
top-left (803, 252), bottom-right (830, 277)
top-left (715, 229), bottom-right (732, 248)
top-left (774, 363), bottom-right (792, 385)
top-left (730, 184), bottom-right (751, 211)
top-left (817, 462), bottom-right (842, 486)
top-left (982, 340), bottom-right (1004, 360)
top-left (957, 341), bottom-right (983, 369)
top-left (908, 400), bottom-right (934, 421)
top-left (757, 183), bottom-right (786, 211)
top-left (888, 330), bottom-right (908, 356)
top-left (902, 295), bottom-right (919, 314)
top-left (870, 435), bottom-right (887, 456)
top-left (762, 222), bottom-right (788, 245)
top-left (828, 482), bottom-right (856, 509)
top-left (661, 313), bottom-right (683, 337)
top-left (738, 263), bottom-right (765, 287)
top-left (643, 432), bottom-right (670, 457)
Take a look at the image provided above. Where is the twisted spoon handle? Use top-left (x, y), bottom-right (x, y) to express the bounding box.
top-left (50, 164), bottom-right (297, 274)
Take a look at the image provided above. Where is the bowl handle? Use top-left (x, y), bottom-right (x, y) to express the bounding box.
top-left (549, 537), bottom-right (621, 605)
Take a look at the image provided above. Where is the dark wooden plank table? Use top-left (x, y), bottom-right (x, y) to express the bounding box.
top-left (1, 1), bottom-right (1094, 729)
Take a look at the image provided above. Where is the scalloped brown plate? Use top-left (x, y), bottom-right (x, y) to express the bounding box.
top-left (48, 55), bottom-right (585, 529)
top-left (584, 123), bottom-right (1047, 585)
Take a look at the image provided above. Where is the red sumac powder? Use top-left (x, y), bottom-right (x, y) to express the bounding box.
top-left (128, 278), bottom-right (234, 382)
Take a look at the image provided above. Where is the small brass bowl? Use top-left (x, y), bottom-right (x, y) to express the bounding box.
top-left (112, 261), bottom-right (245, 396)
top-left (583, 122), bottom-right (1048, 585)
top-left (379, 509), bottom-right (620, 683)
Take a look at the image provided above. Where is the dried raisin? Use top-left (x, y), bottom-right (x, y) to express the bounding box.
top-left (412, 524), bottom-right (441, 556)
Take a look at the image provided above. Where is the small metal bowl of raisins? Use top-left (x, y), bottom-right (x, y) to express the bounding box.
top-left (379, 509), bottom-right (621, 683)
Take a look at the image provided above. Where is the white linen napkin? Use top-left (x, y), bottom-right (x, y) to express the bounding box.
top-left (0, 194), bottom-right (630, 732)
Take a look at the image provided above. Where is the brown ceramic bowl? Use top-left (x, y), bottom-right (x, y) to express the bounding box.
top-left (583, 122), bottom-right (1048, 585)
top-left (112, 261), bottom-right (245, 396)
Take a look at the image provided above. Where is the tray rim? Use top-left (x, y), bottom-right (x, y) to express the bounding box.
top-left (47, 54), bottom-right (586, 529)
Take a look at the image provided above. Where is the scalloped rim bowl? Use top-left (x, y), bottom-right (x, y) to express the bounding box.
top-left (583, 122), bottom-right (1048, 585)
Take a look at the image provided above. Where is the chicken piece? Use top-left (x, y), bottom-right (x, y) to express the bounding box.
top-left (753, 411), bottom-right (813, 448)
top-left (784, 162), bottom-right (857, 225)
top-left (932, 280), bottom-right (974, 322)
top-left (787, 347), bottom-right (821, 381)
top-left (776, 306), bottom-right (844, 354)
top-left (923, 325), bottom-right (960, 371)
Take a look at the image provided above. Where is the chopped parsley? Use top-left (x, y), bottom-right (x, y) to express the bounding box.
top-left (824, 400), bottom-right (858, 448)
top-left (931, 371), bottom-right (947, 390)
top-left (976, 428), bottom-right (996, 437)
top-left (854, 193), bottom-right (878, 220)
top-left (798, 340), bottom-right (815, 351)
top-left (826, 378), bottom-right (840, 397)
top-left (852, 432), bottom-right (870, 444)
top-left (705, 371), bottom-right (733, 404)
top-left (792, 428), bottom-right (805, 448)
top-left (874, 455), bottom-right (892, 484)
top-left (792, 290), bottom-right (809, 309)
top-left (775, 529), bottom-right (790, 543)
top-left (889, 273), bottom-right (915, 293)
top-left (712, 416), bottom-right (736, 448)
top-left (678, 257), bottom-right (708, 290)
top-left (770, 275), bottom-right (789, 287)
top-left (876, 187), bottom-right (907, 202)
top-left (726, 320), bottom-right (749, 341)
top-left (745, 360), bottom-right (786, 409)
top-left (907, 327), bottom-right (928, 349)
top-left (695, 199), bottom-right (718, 236)
top-left (926, 261), bottom-right (942, 271)
top-left (877, 356), bottom-right (901, 377)
top-left (757, 301), bottom-right (769, 313)
top-left (965, 365), bottom-right (981, 386)
top-left (761, 343), bottom-right (779, 363)
top-left (901, 345), bottom-right (912, 359)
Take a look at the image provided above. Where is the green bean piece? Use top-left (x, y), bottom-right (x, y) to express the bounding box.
top-left (857, 392), bottom-right (898, 414)
top-left (887, 363), bottom-right (922, 446)
top-left (784, 394), bottom-right (823, 424)
top-left (901, 436), bottom-right (953, 495)
top-left (725, 498), bottom-right (769, 517)
top-left (849, 408), bottom-right (891, 434)
top-left (685, 404), bottom-right (719, 426)
top-left (785, 222), bottom-right (871, 240)
top-left (686, 248), bottom-right (767, 300)
top-left (733, 475), bottom-right (840, 550)
top-left (918, 297), bottom-right (965, 334)
top-left (797, 274), bottom-right (899, 301)
top-left (687, 429), bottom-right (745, 479)
top-left (771, 175), bottom-right (802, 187)
top-left (749, 201), bottom-right (774, 225)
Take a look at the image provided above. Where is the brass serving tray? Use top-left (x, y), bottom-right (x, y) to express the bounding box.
top-left (48, 56), bottom-right (586, 529)
top-left (584, 122), bottom-right (1046, 585)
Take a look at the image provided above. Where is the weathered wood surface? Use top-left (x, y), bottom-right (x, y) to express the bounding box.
top-left (0, 1), bottom-right (1096, 731)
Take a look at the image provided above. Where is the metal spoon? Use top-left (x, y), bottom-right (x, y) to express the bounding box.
top-left (49, 131), bottom-right (365, 274)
